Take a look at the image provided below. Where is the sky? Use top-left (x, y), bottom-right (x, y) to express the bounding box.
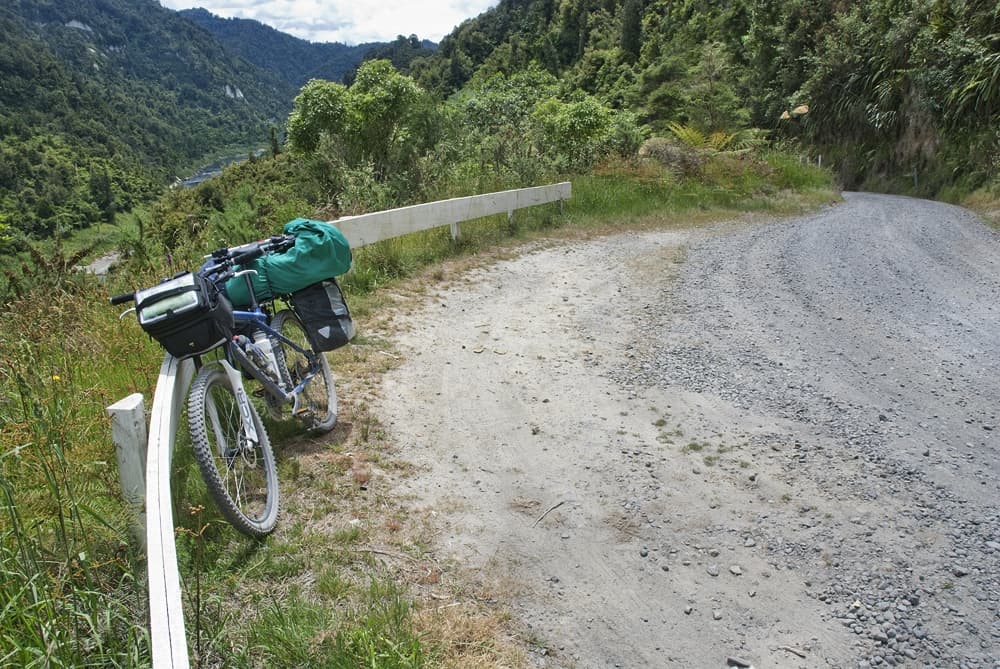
top-left (157, 0), bottom-right (499, 45)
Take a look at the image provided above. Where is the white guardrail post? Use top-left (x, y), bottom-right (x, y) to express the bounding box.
top-left (108, 182), bottom-right (570, 668)
top-left (107, 393), bottom-right (148, 547)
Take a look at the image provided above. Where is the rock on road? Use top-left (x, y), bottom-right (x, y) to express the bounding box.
top-left (376, 192), bottom-right (1000, 668)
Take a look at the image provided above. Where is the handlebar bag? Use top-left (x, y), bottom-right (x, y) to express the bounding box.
top-left (225, 218), bottom-right (352, 307)
top-left (290, 278), bottom-right (355, 351)
top-left (135, 272), bottom-right (234, 359)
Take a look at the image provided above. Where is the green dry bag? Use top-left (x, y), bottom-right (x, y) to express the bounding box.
top-left (225, 218), bottom-right (352, 306)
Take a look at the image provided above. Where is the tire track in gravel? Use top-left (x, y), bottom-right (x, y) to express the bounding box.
top-left (376, 192), bottom-right (1000, 668)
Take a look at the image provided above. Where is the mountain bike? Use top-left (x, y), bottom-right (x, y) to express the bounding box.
top-left (110, 235), bottom-right (342, 537)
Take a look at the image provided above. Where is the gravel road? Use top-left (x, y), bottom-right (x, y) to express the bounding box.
top-left (376, 192), bottom-right (1000, 668)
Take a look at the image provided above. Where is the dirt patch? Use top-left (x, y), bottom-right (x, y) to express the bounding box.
top-left (373, 194), bottom-right (1000, 668)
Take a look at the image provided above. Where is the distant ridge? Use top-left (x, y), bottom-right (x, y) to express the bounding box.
top-left (180, 8), bottom-right (381, 86)
top-left (179, 9), bottom-right (438, 86)
top-left (0, 0), bottom-right (296, 237)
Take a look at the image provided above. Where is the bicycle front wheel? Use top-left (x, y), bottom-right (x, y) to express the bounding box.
top-left (188, 364), bottom-right (279, 537)
top-left (272, 310), bottom-right (338, 433)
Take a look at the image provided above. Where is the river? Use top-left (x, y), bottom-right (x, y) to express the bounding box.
top-left (177, 149), bottom-right (265, 188)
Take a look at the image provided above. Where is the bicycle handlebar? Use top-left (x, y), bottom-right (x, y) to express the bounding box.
top-left (109, 291), bottom-right (135, 305)
top-left (202, 234), bottom-right (295, 278)
top-left (108, 234), bottom-right (295, 305)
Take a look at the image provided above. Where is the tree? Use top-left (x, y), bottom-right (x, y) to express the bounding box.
top-left (286, 61), bottom-right (425, 180)
top-left (344, 60), bottom-right (422, 177)
top-left (0, 214), bottom-right (11, 254)
top-left (621, 0), bottom-right (643, 63)
top-left (88, 166), bottom-right (114, 224)
top-left (462, 67), bottom-right (560, 171)
top-left (681, 42), bottom-right (748, 132)
top-left (286, 79), bottom-right (348, 154)
top-left (269, 126), bottom-right (280, 157)
top-left (532, 95), bottom-right (615, 170)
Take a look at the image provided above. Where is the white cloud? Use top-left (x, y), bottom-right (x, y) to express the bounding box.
top-left (158, 0), bottom-right (498, 44)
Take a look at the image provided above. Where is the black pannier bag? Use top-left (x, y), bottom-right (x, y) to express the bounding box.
top-left (135, 272), bottom-right (234, 359)
top-left (289, 279), bottom-right (355, 352)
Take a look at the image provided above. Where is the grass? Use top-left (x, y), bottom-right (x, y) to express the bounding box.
top-left (961, 183), bottom-right (1000, 229)
top-left (0, 150), bottom-right (837, 667)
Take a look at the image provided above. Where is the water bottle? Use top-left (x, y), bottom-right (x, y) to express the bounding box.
top-left (252, 330), bottom-right (280, 380)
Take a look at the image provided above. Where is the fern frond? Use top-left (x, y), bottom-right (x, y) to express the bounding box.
top-left (667, 122), bottom-right (708, 148)
top-left (708, 131), bottom-right (735, 151)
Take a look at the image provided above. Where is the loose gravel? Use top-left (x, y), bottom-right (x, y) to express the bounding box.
top-left (377, 192), bottom-right (1000, 668)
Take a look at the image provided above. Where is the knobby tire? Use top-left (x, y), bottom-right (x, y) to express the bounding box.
top-left (188, 364), bottom-right (279, 537)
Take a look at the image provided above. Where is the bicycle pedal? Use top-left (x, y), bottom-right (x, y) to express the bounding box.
top-left (252, 387), bottom-right (267, 397)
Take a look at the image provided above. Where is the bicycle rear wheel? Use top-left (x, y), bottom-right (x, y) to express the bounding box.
top-left (272, 309), bottom-right (338, 433)
top-left (188, 364), bottom-right (279, 537)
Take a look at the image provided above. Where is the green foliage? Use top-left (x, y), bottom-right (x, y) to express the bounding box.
top-left (458, 66), bottom-right (559, 175)
top-left (0, 214), bottom-right (11, 253)
top-left (328, 582), bottom-right (426, 668)
top-left (361, 35), bottom-right (438, 76)
top-left (180, 7), bottom-right (390, 87)
top-left (287, 61), bottom-right (426, 180)
top-left (533, 96), bottom-right (614, 170)
top-left (620, 0), bottom-right (643, 62)
top-left (667, 123), bottom-right (731, 151)
top-left (0, 0), bottom-right (294, 243)
top-left (0, 275), bottom-right (161, 667)
top-left (146, 152), bottom-right (316, 255)
top-left (763, 151), bottom-right (836, 191)
top-left (346, 60), bottom-right (424, 177)
top-left (287, 80), bottom-right (349, 154)
top-left (680, 42), bottom-right (749, 132)
top-left (404, 0), bottom-right (996, 196)
top-left (789, 0), bottom-right (999, 190)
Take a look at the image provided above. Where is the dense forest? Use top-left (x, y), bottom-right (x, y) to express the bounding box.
top-left (0, 0), bottom-right (439, 253)
top-left (0, 0), bottom-right (996, 276)
top-left (0, 0), bottom-right (296, 240)
top-left (178, 9), bottom-right (438, 87)
top-left (407, 0), bottom-right (999, 194)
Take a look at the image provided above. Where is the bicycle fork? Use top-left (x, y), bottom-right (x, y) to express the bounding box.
top-left (218, 359), bottom-right (260, 448)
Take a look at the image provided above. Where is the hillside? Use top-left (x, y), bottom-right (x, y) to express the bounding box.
top-left (409, 0), bottom-right (999, 195)
top-left (178, 8), bottom-right (381, 86)
top-left (0, 0), bottom-right (295, 238)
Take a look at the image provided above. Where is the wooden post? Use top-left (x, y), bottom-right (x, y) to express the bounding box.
top-left (107, 393), bottom-right (147, 547)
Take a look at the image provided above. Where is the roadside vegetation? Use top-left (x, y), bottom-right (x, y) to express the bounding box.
top-left (0, 56), bottom-right (837, 668)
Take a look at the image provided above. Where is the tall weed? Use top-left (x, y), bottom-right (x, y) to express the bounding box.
top-left (1, 280), bottom-right (160, 666)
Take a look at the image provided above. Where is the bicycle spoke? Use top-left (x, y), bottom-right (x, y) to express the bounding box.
top-left (189, 365), bottom-right (278, 537)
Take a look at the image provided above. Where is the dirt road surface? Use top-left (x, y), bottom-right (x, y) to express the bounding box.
top-left (375, 192), bottom-right (1000, 668)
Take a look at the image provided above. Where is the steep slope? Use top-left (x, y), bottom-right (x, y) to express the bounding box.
top-left (178, 8), bottom-right (378, 86)
top-left (413, 0), bottom-right (998, 195)
top-left (180, 9), bottom-right (438, 85)
top-left (0, 0), bottom-right (296, 237)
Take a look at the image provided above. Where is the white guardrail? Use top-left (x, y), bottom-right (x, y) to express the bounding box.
top-left (104, 182), bottom-right (571, 668)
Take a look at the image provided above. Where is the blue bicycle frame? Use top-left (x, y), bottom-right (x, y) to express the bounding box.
top-left (222, 273), bottom-right (320, 408)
